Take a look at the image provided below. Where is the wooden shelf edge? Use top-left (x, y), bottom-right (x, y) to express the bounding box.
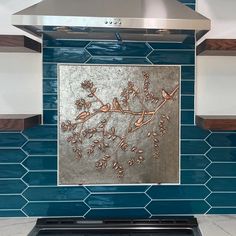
top-left (0, 35), bottom-right (41, 53)
top-left (0, 114), bottom-right (42, 131)
top-left (197, 39), bottom-right (236, 56)
top-left (196, 115), bottom-right (236, 130)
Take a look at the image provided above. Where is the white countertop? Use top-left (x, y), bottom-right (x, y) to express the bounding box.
top-left (0, 215), bottom-right (235, 236)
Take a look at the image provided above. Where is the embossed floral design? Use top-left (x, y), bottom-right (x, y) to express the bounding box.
top-left (61, 71), bottom-right (179, 179)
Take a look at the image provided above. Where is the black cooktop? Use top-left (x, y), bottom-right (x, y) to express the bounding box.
top-left (28, 218), bottom-right (202, 236)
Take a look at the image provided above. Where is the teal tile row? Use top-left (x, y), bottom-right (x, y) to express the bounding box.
top-left (181, 110), bottom-right (194, 124)
top-left (23, 125), bottom-right (57, 140)
top-left (147, 186), bottom-right (210, 199)
top-left (0, 133), bottom-right (26, 147)
top-left (43, 95), bottom-right (57, 109)
top-left (181, 170), bottom-right (210, 184)
top-left (23, 141), bottom-right (57, 155)
top-left (43, 38), bottom-right (89, 48)
top-left (87, 185), bottom-right (149, 193)
top-left (23, 202), bottom-right (89, 216)
top-left (0, 164), bottom-right (26, 178)
top-left (86, 42), bottom-right (152, 57)
top-left (23, 171), bottom-right (57, 186)
top-left (181, 155), bottom-right (210, 169)
top-left (43, 48), bottom-right (90, 63)
top-left (206, 148), bottom-right (236, 161)
top-left (181, 140), bottom-right (210, 154)
top-left (206, 163), bottom-right (236, 177)
top-left (87, 57), bottom-right (151, 64)
top-left (85, 194), bottom-right (150, 208)
top-left (0, 195), bottom-right (27, 209)
top-left (22, 155), bottom-right (57, 170)
top-left (0, 210), bottom-right (26, 217)
top-left (0, 149), bottom-right (26, 163)
top-left (207, 193), bottom-right (236, 207)
top-left (23, 187), bottom-right (89, 201)
top-left (0, 180), bottom-right (26, 194)
top-left (181, 66), bottom-right (195, 80)
top-left (43, 110), bottom-right (57, 124)
top-left (148, 50), bottom-right (195, 65)
top-left (207, 178), bottom-right (236, 192)
top-left (147, 200), bottom-right (209, 214)
top-left (181, 126), bottom-right (210, 139)
top-left (43, 79), bottom-right (57, 93)
top-left (43, 64), bottom-right (57, 78)
top-left (206, 133), bottom-right (236, 147)
top-left (181, 95), bottom-right (194, 109)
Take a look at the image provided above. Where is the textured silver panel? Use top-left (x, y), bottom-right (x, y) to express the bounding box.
top-left (59, 65), bottom-right (180, 185)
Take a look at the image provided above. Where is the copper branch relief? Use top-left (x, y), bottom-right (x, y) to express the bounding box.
top-left (59, 65), bottom-right (180, 185)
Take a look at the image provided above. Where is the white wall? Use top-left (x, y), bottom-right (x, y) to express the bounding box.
top-left (196, 0), bottom-right (236, 115)
top-left (0, 0), bottom-right (42, 114)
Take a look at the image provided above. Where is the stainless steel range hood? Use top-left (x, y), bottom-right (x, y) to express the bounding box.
top-left (12, 0), bottom-right (210, 42)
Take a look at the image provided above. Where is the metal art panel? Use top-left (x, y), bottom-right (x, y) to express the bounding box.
top-left (59, 65), bottom-right (180, 185)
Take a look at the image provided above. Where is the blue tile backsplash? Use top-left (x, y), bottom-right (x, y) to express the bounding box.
top-left (0, 0), bottom-right (236, 217)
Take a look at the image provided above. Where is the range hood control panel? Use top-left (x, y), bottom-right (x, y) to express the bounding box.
top-left (104, 18), bottom-right (122, 26)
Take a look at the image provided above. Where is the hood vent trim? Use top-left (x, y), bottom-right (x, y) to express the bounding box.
top-left (12, 0), bottom-right (210, 42)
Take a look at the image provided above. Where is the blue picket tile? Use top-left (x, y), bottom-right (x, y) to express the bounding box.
top-left (147, 200), bottom-right (209, 214)
top-left (43, 64), bottom-right (57, 78)
top-left (0, 149), bottom-right (26, 163)
top-left (86, 185), bottom-right (149, 193)
top-left (85, 194), bottom-right (150, 208)
top-left (23, 202), bottom-right (89, 216)
top-left (0, 133), bottom-right (26, 147)
top-left (43, 95), bottom-right (57, 109)
top-left (23, 156), bottom-right (57, 170)
top-left (181, 140), bottom-right (210, 154)
top-left (181, 110), bottom-right (194, 124)
top-left (23, 141), bottom-right (57, 155)
top-left (148, 50), bottom-right (194, 65)
top-left (181, 95), bottom-right (194, 110)
top-left (207, 208), bottom-right (236, 214)
top-left (185, 4), bottom-right (195, 10)
top-left (206, 133), bottom-right (236, 147)
top-left (0, 210), bottom-right (25, 217)
top-left (0, 195), bottom-right (27, 209)
top-left (23, 171), bottom-right (57, 186)
top-left (85, 209), bottom-right (150, 219)
top-left (149, 37), bottom-right (194, 50)
top-left (181, 170), bottom-right (210, 184)
top-left (147, 186), bottom-right (210, 200)
top-left (178, 0), bottom-right (195, 3)
top-left (206, 148), bottom-right (236, 162)
top-left (181, 126), bottom-right (210, 139)
top-left (44, 39), bottom-right (89, 48)
top-left (43, 79), bottom-right (57, 93)
top-left (43, 110), bottom-right (57, 124)
top-left (0, 164), bottom-right (26, 178)
top-left (206, 163), bottom-right (236, 177)
top-left (86, 42), bottom-right (152, 57)
top-left (181, 155), bottom-right (210, 169)
top-left (181, 66), bottom-right (195, 80)
top-left (23, 186), bottom-right (89, 201)
top-left (23, 125), bottom-right (57, 140)
top-left (207, 178), bottom-right (236, 192)
top-left (87, 57), bottom-right (150, 64)
top-left (0, 180), bottom-right (26, 194)
top-left (44, 48), bottom-right (90, 63)
top-left (181, 81), bottom-right (194, 95)
top-left (207, 193), bottom-right (236, 207)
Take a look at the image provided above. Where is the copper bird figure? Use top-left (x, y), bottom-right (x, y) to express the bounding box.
top-left (112, 97), bottom-right (124, 113)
